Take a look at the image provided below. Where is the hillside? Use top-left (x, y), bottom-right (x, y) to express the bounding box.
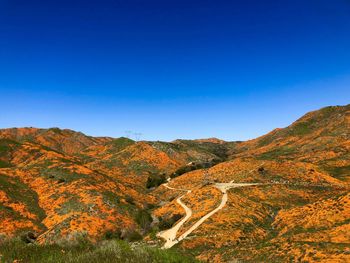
top-left (0, 127), bottom-right (112, 155)
top-left (150, 104), bottom-right (350, 262)
top-left (0, 128), bottom-right (234, 244)
top-left (231, 105), bottom-right (350, 182)
top-left (0, 104), bottom-right (349, 262)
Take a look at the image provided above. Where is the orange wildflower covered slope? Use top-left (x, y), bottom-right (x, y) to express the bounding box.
top-left (0, 104), bottom-right (349, 262)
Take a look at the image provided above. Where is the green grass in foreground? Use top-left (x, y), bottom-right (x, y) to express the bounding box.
top-left (0, 238), bottom-right (198, 263)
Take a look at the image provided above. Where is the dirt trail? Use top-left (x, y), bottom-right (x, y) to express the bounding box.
top-left (157, 179), bottom-right (260, 249)
top-left (156, 164), bottom-right (265, 249)
top-left (177, 182), bottom-right (260, 242)
top-left (156, 182), bottom-right (192, 249)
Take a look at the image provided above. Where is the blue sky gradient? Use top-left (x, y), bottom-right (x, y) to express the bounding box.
top-left (1, 0), bottom-right (349, 141)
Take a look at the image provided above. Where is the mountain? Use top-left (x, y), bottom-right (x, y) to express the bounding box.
top-left (0, 127), bottom-right (112, 155)
top-left (151, 104), bottom-right (349, 262)
top-left (231, 105), bottom-right (350, 181)
top-left (0, 128), bottom-right (234, 244)
top-left (0, 104), bottom-right (349, 262)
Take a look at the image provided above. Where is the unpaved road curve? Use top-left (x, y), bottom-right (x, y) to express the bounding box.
top-left (176, 182), bottom-right (260, 246)
top-left (157, 180), bottom-right (260, 249)
top-left (157, 163), bottom-right (265, 248)
top-left (156, 183), bottom-right (192, 249)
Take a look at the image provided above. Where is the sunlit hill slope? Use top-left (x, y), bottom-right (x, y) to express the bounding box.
top-left (0, 104), bottom-right (349, 262)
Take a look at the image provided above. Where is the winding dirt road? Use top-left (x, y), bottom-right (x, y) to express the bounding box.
top-left (178, 182), bottom-right (260, 242)
top-left (157, 179), bottom-right (260, 249)
top-left (156, 182), bottom-right (192, 248)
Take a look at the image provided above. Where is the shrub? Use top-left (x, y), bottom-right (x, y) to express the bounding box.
top-left (0, 237), bottom-right (199, 262)
top-left (104, 230), bottom-right (122, 240)
top-left (135, 209), bottom-right (153, 231)
top-left (20, 231), bottom-right (37, 244)
top-left (170, 159), bottom-right (222, 179)
top-left (0, 139), bottom-right (19, 155)
top-left (0, 160), bottom-right (11, 168)
top-left (125, 195), bottom-right (135, 205)
top-left (57, 178), bottom-right (66, 184)
top-left (258, 167), bottom-right (266, 175)
top-left (120, 229), bottom-right (143, 242)
top-left (158, 214), bottom-right (183, 230)
top-left (146, 173), bottom-right (166, 189)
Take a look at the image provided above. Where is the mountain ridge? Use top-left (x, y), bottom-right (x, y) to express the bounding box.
top-left (0, 104), bottom-right (349, 262)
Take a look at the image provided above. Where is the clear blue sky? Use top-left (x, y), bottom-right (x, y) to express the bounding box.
top-left (1, 0), bottom-right (349, 141)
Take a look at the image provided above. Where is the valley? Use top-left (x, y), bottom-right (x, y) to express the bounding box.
top-left (0, 104), bottom-right (349, 262)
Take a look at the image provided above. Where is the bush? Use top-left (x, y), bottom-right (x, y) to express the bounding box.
top-left (146, 173), bottom-right (166, 189)
top-left (170, 166), bottom-right (193, 178)
top-left (104, 230), bottom-right (122, 240)
top-left (57, 178), bottom-right (66, 184)
top-left (158, 214), bottom-right (183, 230)
top-left (258, 167), bottom-right (266, 175)
top-left (20, 231), bottom-right (37, 244)
top-left (120, 229), bottom-right (143, 242)
top-left (125, 195), bottom-right (135, 205)
top-left (0, 160), bottom-right (12, 168)
top-left (135, 209), bottom-right (153, 232)
top-left (170, 158), bottom-right (222, 178)
top-left (0, 237), bottom-right (199, 262)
